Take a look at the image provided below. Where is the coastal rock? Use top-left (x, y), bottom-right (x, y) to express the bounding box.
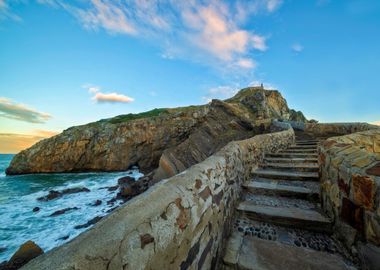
top-left (49, 207), bottom-right (79, 217)
top-left (74, 216), bottom-right (103, 230)
top-left (32, 207), bottom-right (40, 212)
top-left (0, 241), bottom-right (43, 270)
top-left (6, 87), bottom-right (306, 177)
top-left (90, 200), bottom-right (102, 206)
top-left (117, 176), bottom-right (142, 198)
top-left (37, 187), bottom-right (90, 201)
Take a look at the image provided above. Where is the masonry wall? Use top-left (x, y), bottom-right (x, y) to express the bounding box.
top-left (21, 124), bottom-right (294, 270)
top-left (319, 128), bottom-right (380, 269)
top-left (305, 122), bottom-right (378, 137)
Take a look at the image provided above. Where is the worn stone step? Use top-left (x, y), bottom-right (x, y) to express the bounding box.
top-left (223, 233), bottom-right (356, 270)
top-left (253, 169), bottom-right (319, 181)
top-left (264, 157), bottom-right (318, 164)
top-left (252, 178), bottom-right (320, 191)
top-left (243, 181), bottom-right (319, 201)
top-left (296, 139), bottom-right (319, 143)
top-left (280, 149), bottom-right (318, 154)
top-left (289, 145), bottom-right (318, 150)
top-left (295, 141), bottom-right (319, 145)
top-left (237, 201), bottom-right (332, 233)
top-left (267, 153), bottom-right (318, 159)
top-left (263, 162), bottom-right (319, 172)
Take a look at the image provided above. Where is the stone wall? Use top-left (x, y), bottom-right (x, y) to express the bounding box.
top-left (21, 123), bottom-right (294, 270)
top-left (319, 128), bottom-right (380, 269)
top-left (305, 122), bottom-right (378, 137)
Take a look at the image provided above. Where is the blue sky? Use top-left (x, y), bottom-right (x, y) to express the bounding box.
top-left (0, 0), bottom-right (379, 153)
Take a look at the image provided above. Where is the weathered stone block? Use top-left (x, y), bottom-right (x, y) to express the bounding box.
top-left (364, 212), bottom-right (380, 245)
top-left (341, 197), bottom-right (364, 232)
top-left (352, 174), bottom-right (375, 210)
top-left (351, 155), bottom-right (375, 168)
top-left (366, 162), bottom-right (380, 176)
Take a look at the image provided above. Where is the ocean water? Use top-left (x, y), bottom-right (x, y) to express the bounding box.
top-left (0, 154), bottom-right (143, 262)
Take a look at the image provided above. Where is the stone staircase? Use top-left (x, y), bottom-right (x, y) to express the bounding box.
top-left (223, 138), bottom-right (357, 270)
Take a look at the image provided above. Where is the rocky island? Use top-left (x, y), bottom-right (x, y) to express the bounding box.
top-left (6, 87), bottom-right (306, 181)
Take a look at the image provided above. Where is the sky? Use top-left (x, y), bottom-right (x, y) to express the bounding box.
top-left (0, 0), bottom-right (379, 153)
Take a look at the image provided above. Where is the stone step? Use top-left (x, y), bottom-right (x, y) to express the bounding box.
top-left (267, 153), bottom-right (318, 159)
top-left (295, 141), bottom-right (319, 145)
top-left (252, 178), bottom-right (320, 192)
top-left (289, 145), bottom-right (318, 150)
top-left (296, 139), bottom-right (319, 143)
top-left (243, 181), bottom-right (319, 201)
top-left (223, 233), bottom-right (356, 270)
top-left (280, 149), bottom-right (318, 154)
top-left (263, 162), bottom-right (319, 172)
top-left (253, 169), bottom-right (319, 181)
top-left (237, 201), bottom-right (332, 233)
top-left (264, 157), bottom-right (318, 164)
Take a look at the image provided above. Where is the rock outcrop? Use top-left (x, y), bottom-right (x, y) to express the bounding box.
top-left (0, 241), bottom-right (43, 270)
top-left (6, 87), bottom-right (306, 177)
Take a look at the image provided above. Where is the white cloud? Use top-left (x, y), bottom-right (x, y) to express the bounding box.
top-left (84, 85), bottom-right (134, 103)
top-left (181, 3), bottom-right (267, 65)
top-left (74, 0), bottom-right (136, 35)
top-left (93, 92), bottom-right (134, 103)
top-left (236, 58), bottom-right (256, 69)
top-left (291, 43), bottom-right (304, 53)
top-left (372, 121), bottom-right (380, 126)
top-left (37, 0), bottom-right (282, 71)
top-left (0, 97), bottom-right (51, 123)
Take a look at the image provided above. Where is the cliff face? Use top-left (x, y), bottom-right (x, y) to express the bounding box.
top-left (6, 87), bottom-right (306, 176)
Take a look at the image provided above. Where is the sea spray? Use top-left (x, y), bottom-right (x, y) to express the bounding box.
top-left (0, 154), bottom-right (143, 262)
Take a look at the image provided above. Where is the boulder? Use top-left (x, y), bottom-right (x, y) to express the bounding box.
top-left (0, 241), bottom-right (43, 270)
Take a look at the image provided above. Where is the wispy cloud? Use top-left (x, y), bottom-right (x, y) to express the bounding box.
top-left (291, 43), bottom-right (304, 53)
top-left (74, 0), bottom-right (137, 35)
top-left (0, 130), bottom-right (58, 154)
top-left (84, 85), bottom-right (134, 103)
top-left (37, 0), bottom-right (281, 71)
top-left (0, 0), bottom-right (21, 21)
top-left (0, 97), bottom-right (51, 123)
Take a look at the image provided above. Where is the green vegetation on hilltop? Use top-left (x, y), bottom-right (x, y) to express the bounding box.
top-left (104, 108), bottom-right (169, 124)
top-left (98, 105), bottom-right (205, 125)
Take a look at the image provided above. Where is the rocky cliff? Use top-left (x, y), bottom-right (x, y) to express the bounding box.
top-left (6, 87), bottom-right (306, 177)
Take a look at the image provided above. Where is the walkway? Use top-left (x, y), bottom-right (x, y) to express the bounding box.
top-left (223, 137), bottom-right (357, 270)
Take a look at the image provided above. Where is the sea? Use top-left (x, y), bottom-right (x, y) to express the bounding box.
top-left (0, 154), bottom-right (143, 262)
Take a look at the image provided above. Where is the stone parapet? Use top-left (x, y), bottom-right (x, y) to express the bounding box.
top-left (305, 122), bottom-right (378, 137)
top-left (21, 123), bottom-right (294, 270)
top-left (319, 128), bottom-right (380, 269)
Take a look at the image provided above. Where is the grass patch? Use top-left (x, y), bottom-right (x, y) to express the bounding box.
top-left (103, 108), bottom-right (169, 124)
